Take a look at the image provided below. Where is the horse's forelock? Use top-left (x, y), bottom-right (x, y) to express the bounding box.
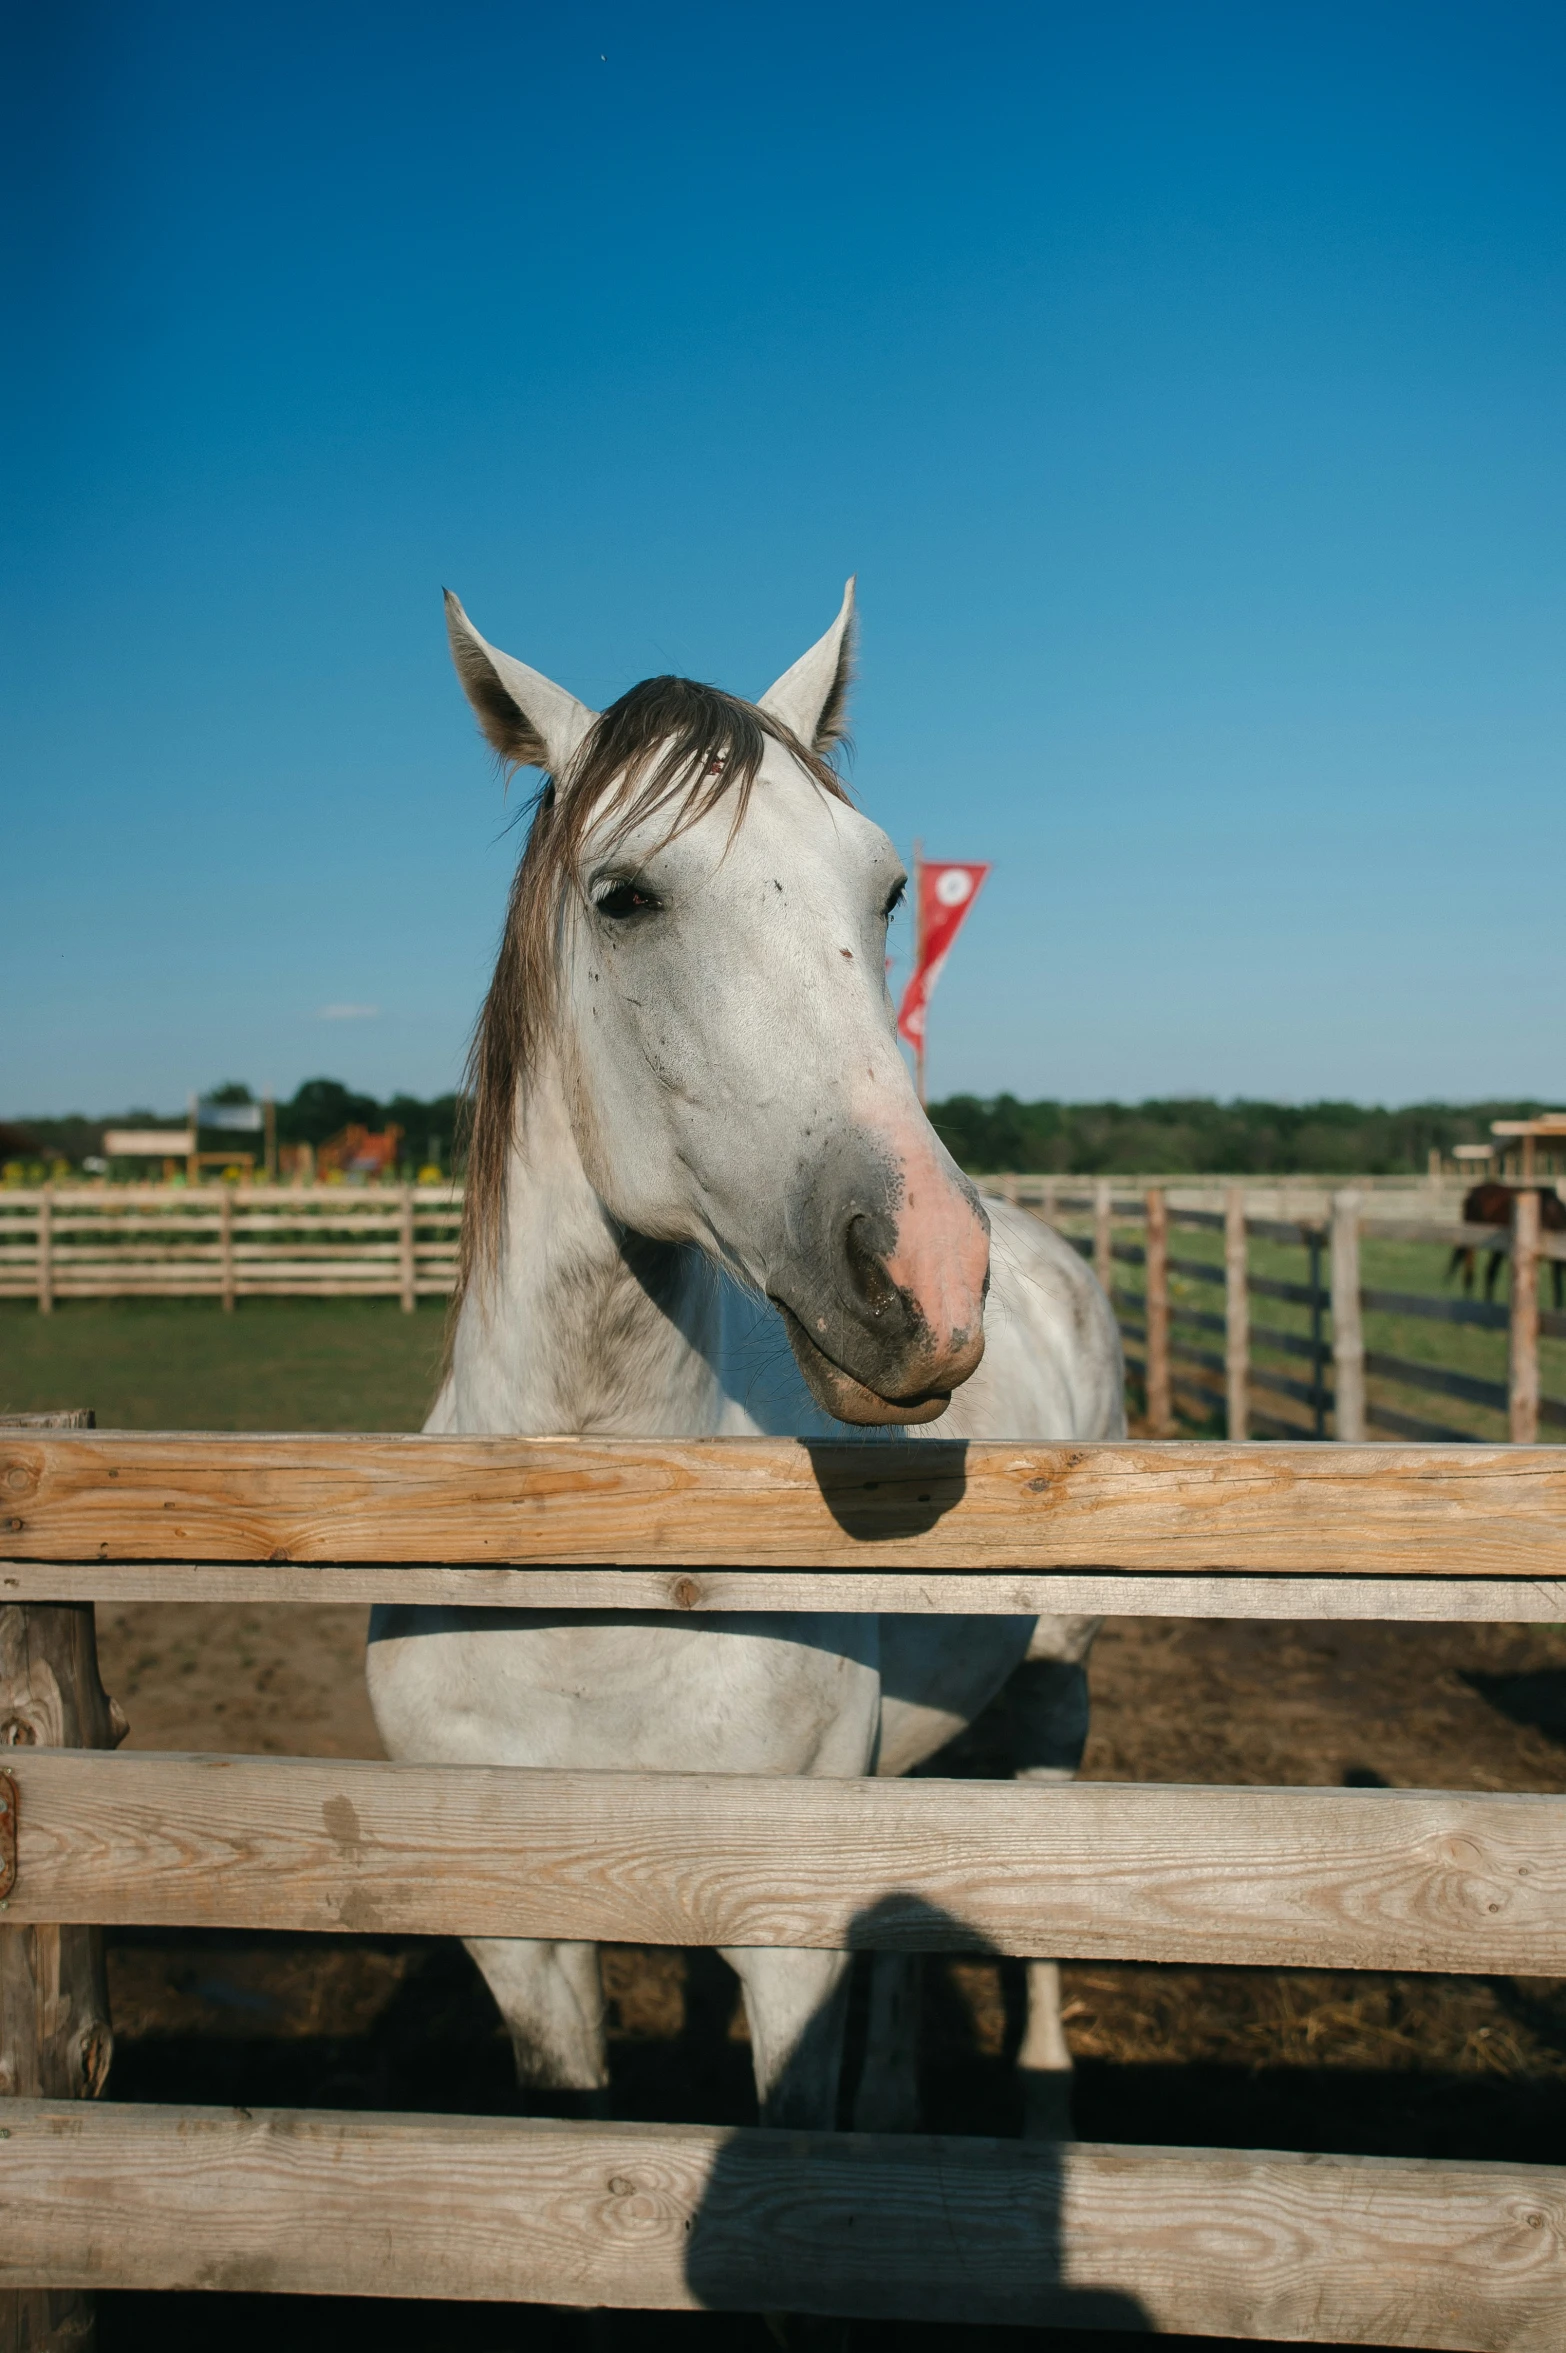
top-left (452, 676), bottom-right (852, 1327)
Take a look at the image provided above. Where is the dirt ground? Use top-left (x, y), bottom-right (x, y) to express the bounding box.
top-left (91, 1602), bottom-right (1566, 2353)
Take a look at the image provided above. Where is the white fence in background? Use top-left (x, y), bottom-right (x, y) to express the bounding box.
top-left (0, 1186), bottom-right (462, 1312)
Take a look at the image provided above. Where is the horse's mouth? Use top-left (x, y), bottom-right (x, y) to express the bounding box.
top-left (772, 1300), bottom-right (959, 1427)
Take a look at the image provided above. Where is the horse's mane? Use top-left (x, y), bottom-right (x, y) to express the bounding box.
top-left (456, 674), bottom-right (851, 1315)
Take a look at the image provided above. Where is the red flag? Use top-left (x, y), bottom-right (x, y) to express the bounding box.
top-left (896, 861), bottom-right (989, 1048)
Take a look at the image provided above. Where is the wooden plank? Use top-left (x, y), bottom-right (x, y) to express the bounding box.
top-left (1250, 1322), bottom-right (1319, 1363)
top-left (233, 1243), bottom-right (408, 1260)
top-left (38, 1288), bottom-right (242, 1311)
top-left (35, 1188), bottom-right (51, 1318)
top-left (1244, 1215), bottom-right (1326, 1244)
top-left (1362, 1218), bottom-right (1509, 1248)
top-left (0, 1485), bottom-right (123, 2352)
top-left (1248, 1271), bottom-right (1322, 1306)
top-left (3, 2100), bottom-right (1560, 2345)
top-left (1365, 1353), bottom-right (1509, 1413)
top-left (398, 1183), bottom-right (416, 1314)
top-left (100, 1130), bottom-right (194, 1155)
top-left (1172, 1303), bottom-right (1227, 1337)
top-left (1367, 1405), bottom-right (1483, 1447)
top-left (25, 1247), bottom-right (227, 1263)
top-left (1362, 1289), bottom-right (1511, 1331)
top-left (1093, 1180), bottom-right (1113, 1294)
top-left (1250, 1409), bottom-right (1316, 1442)
top-left (0, 1187), bottom-right (463, 1211)
top-left (1331, 1190), bottom-right (1366, 1441)
top-left (1144, 1187), bottom-right (1171, 1436)
top-left (1249, 1365), bottom-right (1330, 1411)
top-left (36, 1278), bottom-right (423, 1297)
top-left (7, 1435), bottom-right (1566, 1577)
top-left (3, 1556), bottom-right (1560, 1618)
top-left (43, 1213), bottom-right (223, 1231)
top-left (1169, 1254), bottom-right (1226, 1285)
top-left (8, 1751), bottom-right (1566, 1972)
top-left (218, 1187), bottom-right (235, 1313)
top-left (1513, 1189), bottom-right (1541, 1446)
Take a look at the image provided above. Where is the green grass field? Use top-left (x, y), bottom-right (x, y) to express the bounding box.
top-left (0, 1298), bottom-right (448, 1431)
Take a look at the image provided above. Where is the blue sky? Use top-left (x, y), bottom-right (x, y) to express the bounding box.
top-left (5, 0), bottom-right (1563, 1115)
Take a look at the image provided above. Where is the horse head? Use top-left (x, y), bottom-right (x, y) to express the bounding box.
top-left (444, 582), bottom-right (990, 1426)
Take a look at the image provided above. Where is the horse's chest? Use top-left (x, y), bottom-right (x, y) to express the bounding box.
top-left (366, 1608), bottom-right (881, 1778)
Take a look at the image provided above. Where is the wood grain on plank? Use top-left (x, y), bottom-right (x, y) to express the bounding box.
top-left (7, 1752), bottom-right (1564, 1973)
top-left (5, 1560), bottom-right (1563, 1617)
top-left (5, 1435), bottom-right (1566, 1578)
top-left (0, 2100), bottom-right (1560, 2347)
top-left (0, 1422), bottom-right (123, 2353)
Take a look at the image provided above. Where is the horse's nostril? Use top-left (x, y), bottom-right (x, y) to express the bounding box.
top-left (843, 1214), bottom-right (901, 1318)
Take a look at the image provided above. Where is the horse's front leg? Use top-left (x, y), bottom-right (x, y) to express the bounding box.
top-left (1008, 1636), bottom-right (1097, 2140)
top-left (722, 1945), bottom-right (854, 2128)
top-left (464, 1935), bottom-right (609, 2107)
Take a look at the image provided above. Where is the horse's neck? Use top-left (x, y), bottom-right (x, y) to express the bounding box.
top-left (440, 1066), bottom-right (726, 1438)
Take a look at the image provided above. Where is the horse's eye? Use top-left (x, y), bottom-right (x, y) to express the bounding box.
top-left (594, 881), bottom-right (661, 919)
top-left (884, 881), bottom-right (906, 920)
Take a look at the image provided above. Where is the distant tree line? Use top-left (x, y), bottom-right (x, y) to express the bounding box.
top-left (6, 1078), bottom-right (464, 1171)
top-left (926, 1095), bottom-right (1560, 1176)
top-left (274, 1079), bottom-right (462, 1165)
top-left (7, 1083), bottom-right (1559, 1179)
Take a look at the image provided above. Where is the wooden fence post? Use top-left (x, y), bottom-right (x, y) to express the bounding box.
top-left (1224, 1187), bottom-right (1249, 1440)
top-left (1144, 1187), bottom-right (1171, 1437)
top-left (36, 1186), bottom-right (53, 1318)
top-left (1510, 1189), bottom-right (1540, 1445)
top-left (399, 1184), bottom-right (417, 1315)
top-left (1093, 1180), bottom-right (1113, 1297)
top-left (1330, 1189), bottom-right (1366, 1442)
top-left (0, 1410), bottom-right (121, 2353)
top-left (219, 1186), bottom-right (235, 1315)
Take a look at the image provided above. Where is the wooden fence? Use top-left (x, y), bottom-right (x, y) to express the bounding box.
top-left (0, 1184), bottom-right (462, 1311)
top-left (987, 1176), bottom-right (1566, 1449)
top-left (1, 1420), bottom-right (1563, 2346)
top-left (4, 1178), bottom-right (1564, 1449)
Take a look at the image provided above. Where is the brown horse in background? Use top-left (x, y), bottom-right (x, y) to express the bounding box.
top-left (1448, 1182), bottom-right (1566, 1310)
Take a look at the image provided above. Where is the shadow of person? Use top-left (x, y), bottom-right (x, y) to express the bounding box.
top-left (685, 1895), bottom-right (1150, 2332)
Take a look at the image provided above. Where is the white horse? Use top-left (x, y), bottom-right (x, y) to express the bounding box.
top-left (368, 582), bottom-right (1124, 2133)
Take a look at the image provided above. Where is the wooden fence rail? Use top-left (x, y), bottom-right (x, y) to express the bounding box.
top-left (6, 2101), bottom-right (1561, 2347)
top-left (8, 1748), bottom-right (1565, 1975)
top-left (0, 1184), bottom-right (462, 1310)
top-left (6, 1430), bottom-right (1566, 1572)
top-left (1, 1428), bottom-right (1564, 2348)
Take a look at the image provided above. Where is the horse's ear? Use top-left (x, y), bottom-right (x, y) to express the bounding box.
top-left (444, 592), bottom-right (597, 775)
top-left (758, 578), bottom-right (856, 755)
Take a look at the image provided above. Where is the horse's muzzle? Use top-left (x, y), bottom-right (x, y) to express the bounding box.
top-left (773, 1298), bottom-right (976, 1425)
